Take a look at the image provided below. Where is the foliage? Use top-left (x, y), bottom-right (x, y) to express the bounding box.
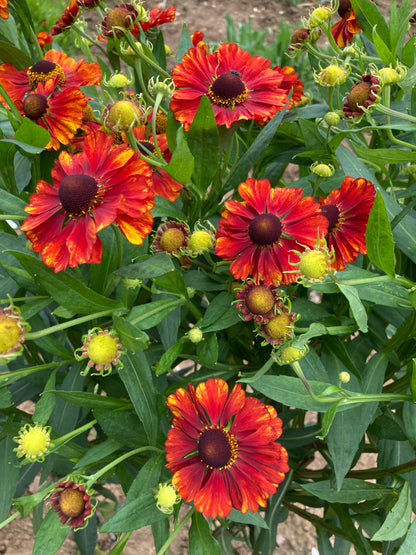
top-left (0, 0), bottom-right (415, 554)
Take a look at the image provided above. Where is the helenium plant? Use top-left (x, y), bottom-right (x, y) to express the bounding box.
top-left (0, 0), bottom-right (416, 554)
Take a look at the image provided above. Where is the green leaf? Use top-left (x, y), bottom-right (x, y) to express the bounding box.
top-left (118, 351), bottom-right (158, 445)
top-left (154, 269), bottom-right (188, 298)
top-left (74, 439), bottom-right (122, 470)
top-left (199, 292), bottom-right (240, 332)
top-left (0, 436), bottom-right (19, 521)
top-left (302, 479), bottom-right (393, 503)
top-left (14, 117), bottom-right (50, 149)
top-left (197, 332), bottom-right (218, 366)
top-left (187, 95), bottom-right (220, 192)
top-left (189, 511), bottom-right (221, 555)
top-left (165, 127), bottom-right (194, 183)
top-left (336, 283), bottom-right (368, 332)
top-left (225, 104), bottom-right (288, 191)
top-left (365, 192), bottom-right (395, 277)
top-left (33, 368), bottom-right (58, 426)
top-left (397, 516), bottom-right (416, 555)
top-left (125, 454), bottom-right (165, 503)
top-left (318, 401), bottom-right (342, 440)
top-left (0, 387), bottom-right (11, 408)
top-left (0, 39), bottom-right (33, 68)
top-left (32, 508), bottom-right (69, 555)
top-left (100, 491), bottom-right (166, 533)
top-left (75, 514), bottom-right (97, 555)
top-left (350, 0), bottom-right (390, 47)
top-left (152, 195), bottom-right (185, 219)
top-left (372, 482), bottom-right (412, 541)
top-left (372, 26), bottom-right (393, 65)
top-left (9, 251), bottom-right (125, 315)
top-left (116, 252), bottom-right (175, 280)
top-left (128, 298), bottom-right (183, 329)
top-left (227, 508), bottom-right (269, 529)
top-left (155, 341), bottom-right (183, 375)
top-left (0, 188), bottom-right (27, 216)
top-left (52, 391), bottom-right (131, 410)
top-left (113, 315), bottom-right (149, 353)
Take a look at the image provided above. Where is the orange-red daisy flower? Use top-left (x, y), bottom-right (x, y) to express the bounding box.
top-left (132, 125), bottom-right (183, 201)
top-left (331, 0), bottom-right (362, 47)
top-left (319, 176), bottom-right (376, 271)
top-left (51, 0), bottom-right (80, 35)
top-left (132, 6), bottom-right (176, 35)
top-left (37, 31), bottom-right (53, 49)
top-left (0, 0), bottom-right (8, 20)
top-left (215, 178), bottom-right (328, 286)
top-left (165, 378), bottom-right (289, 519)
top-left (21, 131), bottom-right (154, 272)
top-left (273, 66), bottom-right (304, 109)
top-left (170, 43), bottom-right (289, 128)
top-left (0, 49), bottom-right (101, 111)
top-left (22, 76), bottom-right (88, 150)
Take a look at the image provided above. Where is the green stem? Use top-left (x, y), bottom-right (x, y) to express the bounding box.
top-left (156, 507), bottom-right (195, 555)
top-left (0, 215), bottom-right (26, 221)
top-left (0, 511), bottom-right (20, 530)
top-left (25, 309), bottom-right (127, 340)
top-left (86, 446), bottom-right (163, 488)
top-left (374, 103), bottom-right (416, 124)
top-left (151, 92), bottom-right (166, 161)
top-left (332, 274), bottom-right (415, 289)
top-left (51, 420), bottom-right (98, 454)
top-left (130, 298), bottom-right (185, 326)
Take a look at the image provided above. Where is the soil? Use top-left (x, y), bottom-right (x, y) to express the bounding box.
top-left (1, 0), bottom-right (383, 553)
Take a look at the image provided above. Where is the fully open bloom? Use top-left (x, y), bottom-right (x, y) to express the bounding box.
top-left (21, 131), bottom-right (154, 272)
top-left (132, 5), bottom-right (176, 35)
top-left (0, 49), bottom-right (101, 111)
top-left (170, 43), bottom-right (288, 128)
top-left (319, 176), bottom-right (376, 270)
top-left (331, 0), bottom-right (362, 47)
top-left (215, 178), bottom-right (328, 285)
top-left (165, 378), bottom-right (289, 519)
top-left (0, 0), bottom-right (8, 20)
top-left (22, 76), bottom-right (88, 150)
top-left (50, 480), bottom-right (94, 529)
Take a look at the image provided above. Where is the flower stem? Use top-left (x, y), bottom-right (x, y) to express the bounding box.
top-left (156, 507), bottom-right (195, 555)
top-left (0, 511), bottom-right (20, 531)
top-left (25, 309), bottom-right (127, 340)
top-left (50, 420), bottom-right (98, 454)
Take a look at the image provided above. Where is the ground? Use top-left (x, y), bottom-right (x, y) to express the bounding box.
top-left (1, 0), bottom-right (381, 553)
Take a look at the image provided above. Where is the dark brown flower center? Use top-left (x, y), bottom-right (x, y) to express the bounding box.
top-left (248, 213), bottom-right (282, 245)
top-left (23, 93), bottom-right (48, 120)
top-left (338, 0), bottom-right (352, 18)
top-left (198, 428), bottom-right (237, 469)
top-left (59, 174), bottom-right (99, 215)
top-left (27, 60), bottom-right (65, 87)
top-left (245, 285), bottom-right (275, 315)
top-left (208, 72), bottom-right (248, 107)
top-left (138, 141), bottom-right (156, 156)
top-left (59, 488), bottom-right (86, 518)
top-left (321, 204), bottom-right (340, 233)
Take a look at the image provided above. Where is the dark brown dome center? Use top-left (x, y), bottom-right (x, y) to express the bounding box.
top-left (248, 213), bottom-right (282, 245)
top-left (23, 93), bottom-right (48, 120)
top-left (198, 428), bottom-right (232, 469)
top-left (59, 174), bottom-right (99, 215)
top-left (321, 204), bottom-right (340, 233)
top-left (211, 72), bottom-right (246, 101)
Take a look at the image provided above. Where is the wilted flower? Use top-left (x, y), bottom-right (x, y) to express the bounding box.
top-left (343, 73), bottom-right (380, 118)
top-left (100, 3), bottom-right (138, 38)
top-left (50, 479), bottom-right (95, 529)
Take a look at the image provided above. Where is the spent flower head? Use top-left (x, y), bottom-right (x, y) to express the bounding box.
top-left (50, 478), bottom-right (95, 530)
top-left (148, 76), bottom-right (175, 99)
top-left (14, 423), bottom-right (51, 463)
top-left (152, 221), bottom-right (190, 257)
top-left (235, 279), bottom-right (283, 324)
top-left (0, 303), bottom-right (29, 363)
top-left (75, 328), bottom-right (124, 376)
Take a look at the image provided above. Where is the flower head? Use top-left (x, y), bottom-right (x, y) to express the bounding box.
top-left (155, 482), bottom-right (181, 514)
top-left (258, 306), bottom-right (296, 347)
top-left (75, 328), bottom-right (123, 376)
top-left (132, 5), bottom-right (176, 35)
top-left (315, 62), bottom-right (350, 87)
top-left (14, 424), bottom-right (51, 463)
top-left (0, 0), bottom-right (8, 20)
top-left (289, 238), bottom-right (335, 285)
top-left (187, 327), bottom-right (204, 344)
top-left (21, 131), bottom-right (154, 272)
top-left (0, 304), bottom-right (29, 363)
top-left (235, 279), bottom-right (282, 324)
top-left (319, 176), bottom-right (376, 270)
top-left (104, 99), bottom-right (146, 132)
top-left (331, 0), bottom-right (363, 47)
top-left (275, 344), bottom-right (309, 365)
top-left (343, 73), bottom-right (380, 118)
top-left (37, 32), bottom-right (53, 50)
top-left (170, 43), bottom-right (288, 128)
top-left (51, 0), bottom-right (79, 35)
top-left (165, 378), bottom-right (289, 519)
top-left (100, 3), bottom-right (138, 38)
top-left (50, 479), bottom-right (95, 529)
top-left (152, 221), bottom-right (189, 256)
top-left (215, 178), bottom-right (328, 286)
top-left (307, 6), bottom-right (333, 28)
top-left (184, 222), bottom-right (216, 257)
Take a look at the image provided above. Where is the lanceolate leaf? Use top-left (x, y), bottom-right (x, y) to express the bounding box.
top-left (365, 192), bottom-right (395, 277)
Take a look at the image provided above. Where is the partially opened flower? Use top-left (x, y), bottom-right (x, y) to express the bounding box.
top-left (132, 5), bottom-right (176, 35)
top-left (0, 0), bottom-right (8, 20)
top-left (22, 76), bottom-right (88, 150)
top-left (331, 0), bottom-right (362, 48)
top-left (75, 327), bottom-right (124, 376)
top-left (50, 479), bottom-right (95, 529)
top-left (14, 423), bottom-right (51, 463)
top-left (0, 49), bottom-right (101, 111)
top-left (170, 43), bottom-right (288, 128)
top-left (215, 178), bottom-right (328, 285)
top-left (21, 131), bottom-right (154, 272)
top-left (37, 32), bottom-right (53, 49)
top-left (165, 378), bottom-right (289, 519)
top-left (319, 176), bottom-right (376, 270)
top-left (51, 0), bottom-right (79, 35)
top-left (273, 66), bottom-right (304, 109)
top-left (0, 304), bottom-right (29, 363)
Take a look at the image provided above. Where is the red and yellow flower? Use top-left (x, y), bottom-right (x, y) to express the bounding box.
top-left (51, 0), bottom-right (80, 35)
top-left (331, 0), bottom-right (362, 48)
top-left (170, 43), bottom-right (289, 128)
top-left (0, 0), bottom-right (8, 20)
top-left (37, 31), bottom-right (53, 49)
top-left (165, 378), bottom-right (289, 519)
top-left (319, 176), bottom-right (376, 270)
top-left (21, 131), bottom-right (154, 272)
top-left (22, 76), bottom-right (88, 150)
top-left (50, 479), bottom-right (94, 529)
top-left (0, 49), bottom-right (101, 111)
top-left (132, 5), bottom-right (176, 35)
top-left (215, 178), bottom-right (328, 285)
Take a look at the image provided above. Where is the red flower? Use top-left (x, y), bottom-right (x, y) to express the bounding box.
top-left (331, 0), bottom-right (362, 47)
top-left (165, 378), bottom-right (289, 519)
top-left (273, 66), bottom-right (304, 109)
top-left (37, 31), bottom-right (53, 49)
top-left (50, 480), bottom-right (94, 529)
top-left (0, 0), bottom-right (8, 20)
top-left (170, 43), bottom-right (289, 128)
top-left (215, 178), bottom-right (328, 285)
top-left (21, 131), bottom-right (154, 272)
top-left (51, 0), bottom-right (80, 35)
top-left (131, 125), bottom-right (183, 201)
top-left (22, 76), bottom-right (88, 150)
top-left (319, 176), bottom-right (376, 270)
top-left (190, 30), bottom-right (207, 52)
top-left (132, 6), bottom-right (176, 35)
top-left (0, 49), bottom-right (101, 111)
